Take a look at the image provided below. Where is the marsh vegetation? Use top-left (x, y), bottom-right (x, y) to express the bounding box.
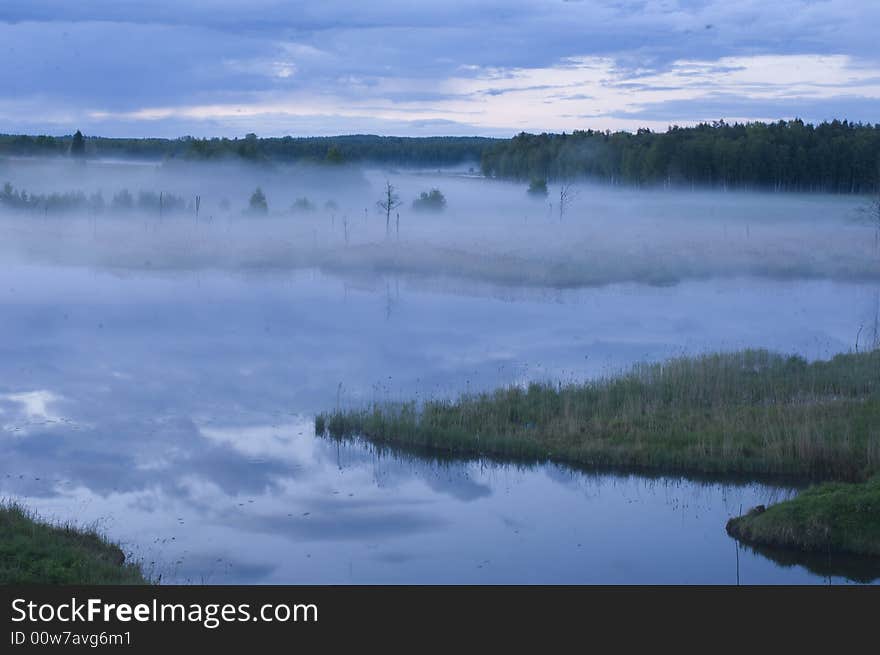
top-left (0, 502), bottom-right (148, 584)
top-left (316, 349), bottom-right (880, 481)
top-left (318, 347), bottom-right (880, 560)
top-left (727, 476), bottom-right (880, 558)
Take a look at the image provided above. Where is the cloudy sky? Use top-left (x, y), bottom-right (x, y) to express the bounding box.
top-left (2, 1), bottom-right (879, 138)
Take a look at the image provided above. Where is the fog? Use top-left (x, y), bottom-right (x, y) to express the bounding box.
top-left (3, 155), bottom-right (878, 584)
top-left (1, 156), bottom-right (876, 289)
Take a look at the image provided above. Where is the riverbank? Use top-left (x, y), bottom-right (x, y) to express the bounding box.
top-left (0, 503), bottom-right (149, 584)
top-left (727, 476), bottom-right (880, 558)
top-left (317, 349), bottom-right (880, 481)
top-left (317, 349), bottom-right (880, 561)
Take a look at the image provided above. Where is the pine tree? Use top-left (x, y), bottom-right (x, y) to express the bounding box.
top-left (70, 130), bottom-right (86, 158)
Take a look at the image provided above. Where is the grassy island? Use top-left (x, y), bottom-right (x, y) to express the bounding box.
top-left (727, 476), bottom-right (880, 558)
top-left (0, 503), bottom-right (148, 584)
top-left (316, 349), bottom-right (880, 559)
top-left (317, 349), bottom-right (880, 480)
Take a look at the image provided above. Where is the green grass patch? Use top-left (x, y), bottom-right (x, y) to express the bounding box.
top-left (727, 476), bottom-right (880, 558)
top-left (0, 502), bottom-right (149, 584)
top-left (317, 349), bottom-right (880, 481)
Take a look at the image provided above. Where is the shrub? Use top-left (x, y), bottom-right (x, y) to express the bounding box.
top-left (412, 188), bottom-right (447, 212)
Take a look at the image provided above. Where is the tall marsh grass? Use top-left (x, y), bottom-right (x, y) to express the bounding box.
top-left (317, 349), bottom-right (880, 481)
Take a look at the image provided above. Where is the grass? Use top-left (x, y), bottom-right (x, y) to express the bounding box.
top-left (726, 476), bottom-right (880, 558)
top-left (317, 349), bottom-right (880, 482)
top-left (317, 349), bottom-right (880, 562)
top-left (0, 502), bottom-right (149, 584)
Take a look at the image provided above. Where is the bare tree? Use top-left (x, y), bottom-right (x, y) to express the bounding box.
top-left (559, 182), bottom-right (578, 221)
top-left (377, 180), bottom-right (402, 237)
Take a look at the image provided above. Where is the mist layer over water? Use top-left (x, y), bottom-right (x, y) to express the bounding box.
top-left (1, 158), bottom-right (878, 583)
top-left (1, 158), bottom-right (877, 288)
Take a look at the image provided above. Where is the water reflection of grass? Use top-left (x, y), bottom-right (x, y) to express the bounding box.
top-left (0, 502), bottom-right (148, 584)
top-left (737, 538), bottom-right (880, 584)
top-left (317, 349), bottom-right (880, 563)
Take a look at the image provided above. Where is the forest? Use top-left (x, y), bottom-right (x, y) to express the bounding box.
top-left (0, 132), bottom-right (494, 167)
top-left (480, 120), bottom-right (880, 193)
top-left (2, 119), bottom-right (878, 193)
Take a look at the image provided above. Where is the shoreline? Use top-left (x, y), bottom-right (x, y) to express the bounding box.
top-left (0, 502), bottom-right (149, 585)
top-left (317, 348), bottom-right (880, 560)
top-left (726, 476), bottom-right (880, 559)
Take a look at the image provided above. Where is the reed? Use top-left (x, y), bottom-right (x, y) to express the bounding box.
top-left (317, 349), bottom-right (880, 481)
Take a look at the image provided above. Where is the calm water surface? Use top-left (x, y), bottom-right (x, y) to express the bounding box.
top-left (1, 263), bottom-right (877, 583)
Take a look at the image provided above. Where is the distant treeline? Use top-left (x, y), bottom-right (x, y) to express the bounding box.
top-left (480, 120), bottom-right (880, 193)
top-left (3, 120), bottom-right (879, 192)
top-left (1, 182), bottom-right (190, 215)
top-left (0, 133), bottom-right (495, 167)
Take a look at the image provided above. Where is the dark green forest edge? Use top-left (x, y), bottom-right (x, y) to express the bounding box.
top-left (316, 349), bottom-right (880, 560)
top-left (0, 132), bottom-right (494, 167)
top-left (3, 119), bottom-right (880, 193)
top-left (481, 120), bottom-right (880, 193)
top-left (0, 503), bottom-right (148, 584)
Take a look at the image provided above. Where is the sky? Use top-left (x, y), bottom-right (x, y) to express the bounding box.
top-left (1, 0), bottom-right (879, 138)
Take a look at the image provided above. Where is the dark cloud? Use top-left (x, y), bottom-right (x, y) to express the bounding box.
top-left (0, 2), bottom-right (878, 135)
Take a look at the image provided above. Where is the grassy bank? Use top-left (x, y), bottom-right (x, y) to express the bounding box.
top-left (317, 349), bottom-right (880, 481)
top-left (0, 503), bottom-right (148, 584)
top-left (727, 476), bottom-right (880, 558)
